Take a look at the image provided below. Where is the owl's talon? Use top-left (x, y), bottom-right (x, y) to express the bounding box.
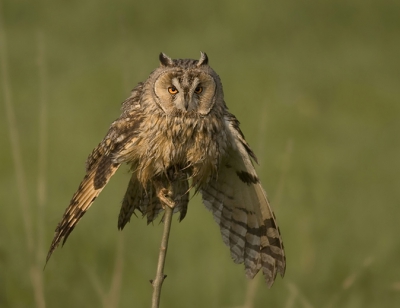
top-left (157, 188), bottom-right (176, 209)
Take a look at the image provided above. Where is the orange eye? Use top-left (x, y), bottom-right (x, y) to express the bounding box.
top-left (168, 86), bottom-right (178, 95)
top-left (194, 86), bottom-right (203, 94)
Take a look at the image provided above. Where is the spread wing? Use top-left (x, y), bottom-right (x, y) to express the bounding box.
top-left (46, 138), bottom-right (120, 263)
top-left (46, 92), bottom-right (145, 263)
top-left (200, 115), bottom-right (286, 287)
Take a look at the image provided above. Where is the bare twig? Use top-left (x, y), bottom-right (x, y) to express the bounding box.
top-left (286, 282), bottom-right (314, 308)
top-left (0, 0), bottom-right (34, 257)
top-left (324, 256), bottom-right (374, 308)
top-left (30, 29), bottom-right (48, 308)
top-left (86, 233), bottom-right (124, 308)
top-left (0, 7), bottom-right (47, 307)
top-left (36, 29), bottom-right (48, 264)
top-left (242, 278), bottom-right (259, 308)
top-left (151, 199), bottom-right (174, 308)
top-left (106, 233), bottom-right (124, 308)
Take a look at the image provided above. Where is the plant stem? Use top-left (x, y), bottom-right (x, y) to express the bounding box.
top-left (151, 204), bottom-right (174, 308)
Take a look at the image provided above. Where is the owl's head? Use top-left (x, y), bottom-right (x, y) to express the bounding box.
top-left (146, 52), bottom-right (224, 115)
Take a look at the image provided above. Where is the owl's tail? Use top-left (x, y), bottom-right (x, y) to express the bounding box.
top-left (118, 174), bottom-right (189, 229)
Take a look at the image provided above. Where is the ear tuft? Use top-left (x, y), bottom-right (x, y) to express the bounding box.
top-left (159, 53), bottom-right (174, 67)
top-left (197, 52), bottom-right (208, 66)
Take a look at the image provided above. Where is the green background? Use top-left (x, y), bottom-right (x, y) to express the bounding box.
top-left (1, 0), bottom-right (399, 307)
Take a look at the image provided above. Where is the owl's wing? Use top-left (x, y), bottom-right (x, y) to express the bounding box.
top-left (46, 98), bottom-right (145, 263)
top-left (200, 115), bottom-right (285, 287)
top-left (46, 139), bottom-right (120, 263)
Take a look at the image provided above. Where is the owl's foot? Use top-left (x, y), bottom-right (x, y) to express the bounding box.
top-left (157, 188), bottom-right (176, 209)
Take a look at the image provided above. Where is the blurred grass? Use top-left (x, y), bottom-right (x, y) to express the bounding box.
top-left (1, 0), bottom-right (400, 307)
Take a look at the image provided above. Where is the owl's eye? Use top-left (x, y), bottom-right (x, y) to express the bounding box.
top-left (168, 86), bottom-right (178, 95)
top-left (194, 86), bottom-right (203, 94)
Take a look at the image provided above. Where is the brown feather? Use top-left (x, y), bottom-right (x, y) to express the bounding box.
top-left (201, 114), bottom-right (286, 287)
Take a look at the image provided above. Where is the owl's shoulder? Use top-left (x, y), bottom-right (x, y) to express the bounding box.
top-left (121, 82), bottom-right (145, 112)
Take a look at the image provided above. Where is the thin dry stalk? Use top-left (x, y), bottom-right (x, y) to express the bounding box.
top-left (283, 282), bottom-right (298, 308)
top-left (151, 201), bottom-right (174, 308)
top-left (286, 282), bottom-right (314, 308)
top-left (105, 233), bottom-right (124, 308)
top-left (29, 266), bottom-right (46, 308)
top-left (29, 29), bottom-right (49, 308)
top-left (87, 268), bottom-right (107, 304)
top-left (36, 30), bottom-right (48, 264)
top-left (0, 0), bottom-right (34, 256)
top-left (86, 234), bottom-right (125, 308)
top-left (0, 7), bottom-right (47, 307)
top-left (242, 278), bottom-right (259, 308)
top-left (324, 256), bottom-right (374, 308)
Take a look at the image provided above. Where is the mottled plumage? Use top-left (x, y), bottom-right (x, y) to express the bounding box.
top-left (47, 53), bottom-right (286, 287)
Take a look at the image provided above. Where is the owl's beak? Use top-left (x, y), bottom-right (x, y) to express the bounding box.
top-left (183, 93), bottom-right (190, 111)
top-left (174, 92), bottom-right (193, 112)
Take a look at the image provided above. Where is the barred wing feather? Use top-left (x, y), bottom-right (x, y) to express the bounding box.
top-left (200, 118), bottom-right (286, 287)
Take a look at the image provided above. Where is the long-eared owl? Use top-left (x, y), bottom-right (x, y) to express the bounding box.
top-left (47, 52), bottom-right (285, 287)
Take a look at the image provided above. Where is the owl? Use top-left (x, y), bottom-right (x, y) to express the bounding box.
top-left (47, 52), bottom-right (286, 287)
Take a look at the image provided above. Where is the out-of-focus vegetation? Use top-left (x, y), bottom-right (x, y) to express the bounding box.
top-left (1, 0), bottom-right (399, 307)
